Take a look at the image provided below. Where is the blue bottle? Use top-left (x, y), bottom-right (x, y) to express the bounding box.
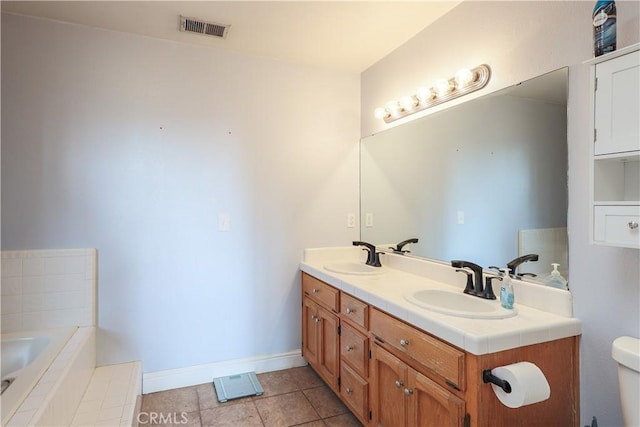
top-left (593, 0), bottom-right (617, 57)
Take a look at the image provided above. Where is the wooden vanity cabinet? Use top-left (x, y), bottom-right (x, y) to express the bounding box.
top-left (301, 273), bottom-right (579, 427)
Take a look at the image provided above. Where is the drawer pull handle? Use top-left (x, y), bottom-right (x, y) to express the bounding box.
top-left (345, 387), bottom-right (353, 394)
top-left (395, 380), bottom-right (404, 388)
top-left (403, 388), bottom-right (414, 396)
top-left (312, 288), bottom-right (319, 294)
top-left (311, 315), bottom-right (320, 323)
top-left (629, 222), bottom-right (639, 230)
top-left (400, 339), bottom-right (410, 347)
top-left (345, 307), bottom-right (354, 314)
top-left (345, 345), bottom-right (354, 352)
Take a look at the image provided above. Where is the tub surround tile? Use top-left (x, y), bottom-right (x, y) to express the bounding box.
top-left (71, 361), bottom-right (142, 427)
top-left (0, 248), bottom-right (97, 333)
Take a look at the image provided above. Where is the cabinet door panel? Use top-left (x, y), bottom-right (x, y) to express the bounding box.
top-left (302, 297), bottom-right (319, 367)
top-left (595, 51), bottom-right (640, 155)
top-left (371, 344), bottom-right (407, 427)
top-left (408, 368), bottom-right (465, 427)
top-left (317, 306), bottom-right (340, 391)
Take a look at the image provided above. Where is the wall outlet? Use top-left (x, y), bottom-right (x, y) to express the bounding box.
top-left (347, 213), bottom-right (356, 228)
top-left (218, 213), bottom-right (231, 231)
top-left (457, 210), bottom-right (465, 225)
top-left (365, 213), bottom-right (374, 228)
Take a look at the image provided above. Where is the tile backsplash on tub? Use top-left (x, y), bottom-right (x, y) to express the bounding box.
top-left (1, 248), bottom-right (97, 333)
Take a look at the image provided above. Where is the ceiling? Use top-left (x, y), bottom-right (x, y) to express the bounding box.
top-left (1, 1), bottom-right (461, 73)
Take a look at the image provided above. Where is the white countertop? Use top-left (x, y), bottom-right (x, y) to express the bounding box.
top-left (300, 247), bottom-right (582, 356)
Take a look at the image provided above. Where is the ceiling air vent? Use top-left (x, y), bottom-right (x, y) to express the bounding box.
top-left (180, 16), bottom-right (230, 39)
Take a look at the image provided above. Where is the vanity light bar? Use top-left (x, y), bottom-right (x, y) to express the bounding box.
top-left (374, 64), bottom-right (491, 123)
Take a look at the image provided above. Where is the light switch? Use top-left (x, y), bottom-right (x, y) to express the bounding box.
top-left (347, 213), bottom-right (356, 228)
top-left (365, 213), bottom-right (374, 228)
top-left (457, 210), bottom-right (465, 225)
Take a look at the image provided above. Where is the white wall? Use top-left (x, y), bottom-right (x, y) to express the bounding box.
top-left (1, 13), bottom-right (360, 373)
top-left (361, 2), bottom-right (640, 425)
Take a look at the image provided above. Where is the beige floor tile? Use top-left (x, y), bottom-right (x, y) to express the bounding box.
top-left (303, 386), bottom-right (348, 418)
top-left (254, 391), bottom-right (320, 427)
top-left (296, 421), bottom-right (326, 427)
top-left (200, 401), bottom-right (264, 427)
top-left (289, 366), bottom-right (324, 390)
top-left (323, 412), bottom-right (363, 427)
top-left (256, 370), bottom-right (300, 397)
top-left (142, 385), bottom-right (200, 414)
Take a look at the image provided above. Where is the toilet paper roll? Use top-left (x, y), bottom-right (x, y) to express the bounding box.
top-left (490, 362), bottom-right (550, 408)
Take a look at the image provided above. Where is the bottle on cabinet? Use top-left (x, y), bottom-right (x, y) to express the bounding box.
top-left (593, 0), bottom-right (616, 57)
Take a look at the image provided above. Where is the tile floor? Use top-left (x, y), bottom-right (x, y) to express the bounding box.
top-left (140, 366), bottom-right (363, 427)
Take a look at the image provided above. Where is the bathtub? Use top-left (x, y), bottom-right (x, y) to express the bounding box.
top-left (1, 327), bottom-right (76, 425)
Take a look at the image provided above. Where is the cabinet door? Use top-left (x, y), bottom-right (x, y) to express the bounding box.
top-left (371, 344), bottom-right (407, 427)
top-left (407, 367), bottom-right (465, 427)
top-left (302, 297), bottom-right (319, 367)
top-left (594, 51), bottom-right (640, 155)
top-left (317, 305), bottom-right (340, 391)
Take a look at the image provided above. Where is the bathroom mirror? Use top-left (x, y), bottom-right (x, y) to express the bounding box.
top-left (361, 68), bottom-right (568, 281)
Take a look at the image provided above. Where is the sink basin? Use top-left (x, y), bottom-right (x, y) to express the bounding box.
top-left (323, 261), bottom-right (383, 276)
top-left (404, 289), bottom-right (518, 319)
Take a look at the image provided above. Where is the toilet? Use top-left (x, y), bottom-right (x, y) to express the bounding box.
top-left (612, 336), bottom-right (640, 427)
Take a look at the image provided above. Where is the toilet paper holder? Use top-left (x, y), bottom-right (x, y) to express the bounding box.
top-left (483, 369), bottom-right (512, 393)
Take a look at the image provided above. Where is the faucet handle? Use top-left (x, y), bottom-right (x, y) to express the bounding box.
top-left (483, 275), bottom-right (501, 300)
top-left (455, 269), bottom-right (475, 295)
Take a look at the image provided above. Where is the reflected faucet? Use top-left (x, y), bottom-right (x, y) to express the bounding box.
top-left (451, 260), bottom-right (484, 296)
top-left (389, 238), bottom-right (419, 254)
top-left (353, 241), bottom-right (382, 267)
top-left (507, 254), bottom-right (539, 276)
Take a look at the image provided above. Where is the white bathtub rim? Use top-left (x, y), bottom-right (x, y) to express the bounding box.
top-left (1, 326), bottom-right (77, 425)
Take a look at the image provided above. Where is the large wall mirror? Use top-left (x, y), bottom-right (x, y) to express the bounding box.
top-left (361, 68), bottom-right (568, 282)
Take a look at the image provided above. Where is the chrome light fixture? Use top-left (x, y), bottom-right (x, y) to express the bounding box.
top-left (374, 64), bottom-right (491, 123)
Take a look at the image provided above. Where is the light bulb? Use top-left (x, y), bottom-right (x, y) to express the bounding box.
top-left (385, 101), bottom-right (401, 117)
top-left (374, 107), bottom-right (387, 120)
top-left (454, 68), bottom-right (474, 88)
top-left (416, 87), bottom-right (432, 103)
top-left (400, 95), bottom-right (417, 111)
top-left (433, 79), bottom-right (452, 97)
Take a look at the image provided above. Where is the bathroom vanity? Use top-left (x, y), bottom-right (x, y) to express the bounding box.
top-left (300, 248), bottom-right (581, 427)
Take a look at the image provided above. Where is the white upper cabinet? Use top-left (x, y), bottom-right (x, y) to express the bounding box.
top-left (587, 44), bottom-right (640, 249)
top-left (594, 50), bottom-right (640, 155)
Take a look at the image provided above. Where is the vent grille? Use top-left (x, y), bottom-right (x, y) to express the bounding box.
top-left (180, 16), bottom-right (229, 39)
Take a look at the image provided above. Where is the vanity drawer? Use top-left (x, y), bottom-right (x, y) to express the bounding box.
top-left (340, 322), bottom-right (369, 378)
top-left (302, 273), bottom-right (339, 312)
top-left (340, 362), bottom-right (369, 422)
top-left (370, 308), bottom-right (465, 389)
top-left (340, 293), bottom-right (368, 330)
top-left (594, 205), bottom-right (640, 248)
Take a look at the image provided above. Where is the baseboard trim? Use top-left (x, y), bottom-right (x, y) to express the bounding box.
top-left (142, 350), bottom-right (307, 394)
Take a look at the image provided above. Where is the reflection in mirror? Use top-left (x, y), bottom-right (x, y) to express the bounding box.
top-left (361, 68), bottom-right (568, 282)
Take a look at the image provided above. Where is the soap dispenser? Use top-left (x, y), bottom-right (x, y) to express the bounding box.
top-left (500, 268), bottom-right (515, 310)
top-left (543, 263), bottom-right (568, 290)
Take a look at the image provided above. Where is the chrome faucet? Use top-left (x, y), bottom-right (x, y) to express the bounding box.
top-left (353, 241), bottom-right (382, 267)
top-left (389, 238), bottom-right (418, 254)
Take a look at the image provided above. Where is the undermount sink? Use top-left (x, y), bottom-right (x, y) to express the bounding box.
top-left (323, 261), bottom-right (383, 276)
top-left (404, 289), bottom-right (518, 319)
